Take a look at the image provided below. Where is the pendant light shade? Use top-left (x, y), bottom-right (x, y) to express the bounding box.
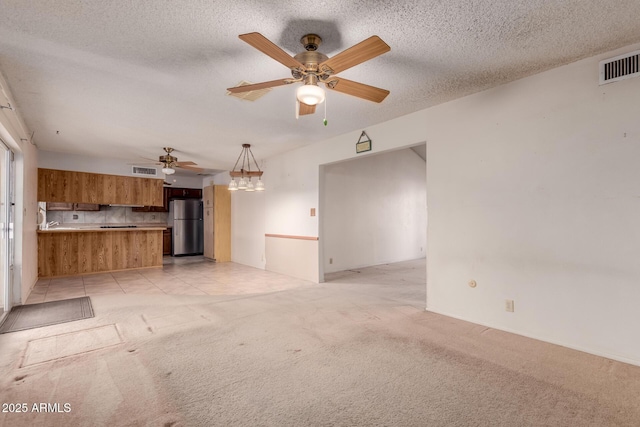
top-left (237, 176), bottom-right (248, 190)
top-left (162, 166), bottom-right (175, 175)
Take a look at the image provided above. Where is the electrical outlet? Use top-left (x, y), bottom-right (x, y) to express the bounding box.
top-left (151, 215), bottom-right (155, 220)
top-left (310, 208), bottom-right (316, 217)
top-left (329, 258), bottom-right (333, 264)
top-left (505, 299), bottom-right (515, 312)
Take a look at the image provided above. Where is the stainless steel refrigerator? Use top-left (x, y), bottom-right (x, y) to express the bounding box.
top-left (169, 199), bottom-right (204, 256)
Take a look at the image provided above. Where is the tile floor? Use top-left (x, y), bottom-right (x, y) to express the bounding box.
top-left (26, 256), bottom-right (315, 304)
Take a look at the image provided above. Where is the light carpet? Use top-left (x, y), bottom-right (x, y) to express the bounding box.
top-left (0, 272), bottom-right (639, 426)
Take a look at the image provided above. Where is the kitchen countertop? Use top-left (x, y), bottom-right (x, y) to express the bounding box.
top-left (38, 224), bottom-right (168, 233)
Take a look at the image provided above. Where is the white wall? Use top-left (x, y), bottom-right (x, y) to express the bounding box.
top-left (262, 111), bottom-right (428, 281)
top-left (424, 43), bottom-right (640, 366)
top-left (0, 72), bottom-right (38, 304)
top-left (231, 190), bottom-right (266, 269)
top-left (322, 148), bottom-right (426, 273)
top-left (259, 41), bottom-right (640, 365)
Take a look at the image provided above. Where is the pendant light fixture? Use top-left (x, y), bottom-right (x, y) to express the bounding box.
top-left (228, 144), bottom-right (265, 192)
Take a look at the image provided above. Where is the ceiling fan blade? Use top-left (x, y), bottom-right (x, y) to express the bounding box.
top-left (326, 78), bottom-right (390, 103)
top-left (299, 102), bottom-right (316, 116)
top-left (319, 36), bottom-right (390, 75)
top-left (129, 161), bottom-right (161, 165)
top-left (176, 164), bottom-right (204, 173)
top-left (239, 32), bottom-right (305, 70)
top-left (227, 79), bottom-right (291, 93)
top-left (175, 161), bottom-right (197, 166)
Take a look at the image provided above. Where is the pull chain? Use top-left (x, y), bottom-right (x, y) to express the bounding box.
top-left (323, 92), bottom-right (328, 126)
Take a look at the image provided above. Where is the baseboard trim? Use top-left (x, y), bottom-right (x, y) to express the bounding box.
top-left (265, 234), bottom-right (319, 241)
top-left (425, 307), bottom-right (640, 368)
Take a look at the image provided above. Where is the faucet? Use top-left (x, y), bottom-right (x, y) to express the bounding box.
top-left (46, 220), bottom-right (60, 229)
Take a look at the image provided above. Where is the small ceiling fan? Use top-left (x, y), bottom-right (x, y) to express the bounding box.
top-left (134, 147), bottom-right (204, 175)
top-left (227, 32), bottom-right (391, 116)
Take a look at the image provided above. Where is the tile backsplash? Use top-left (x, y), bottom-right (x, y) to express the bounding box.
top-left (46, 206), bottom-right (168, 225)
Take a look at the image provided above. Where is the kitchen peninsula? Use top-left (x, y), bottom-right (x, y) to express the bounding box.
top-left (37, 168), bottom-right (167, 278)
top-left (37, 225), bottom-right (165, 277)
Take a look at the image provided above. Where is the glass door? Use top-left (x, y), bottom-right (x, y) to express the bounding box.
top-left (0, 139), bottom-right (13, 319)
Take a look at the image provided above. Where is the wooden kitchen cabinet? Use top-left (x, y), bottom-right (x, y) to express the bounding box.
top-left (80, 172), bottom-right (102, 204)
top-left (203, 185), bottom-right (214, 208)
top-left (133, 186), bottom-right (171, 212)
top-left (162, 228), bottom-right (172, 255)
top-left (203, 207), bottom-right (213, 258)
top-left (38, 169), bottom-right (80, 203)
top-left (74, 203), bottom-right (100, 211)
top-left (101, 173), bottom-right (118, 204)
top-left (203, 185), bottom-right (231, 262)
top-left (169, 187), bottom-right (202, 199)
top-left (47, 202), bottom-right (100, 211)
top-left (37, 228), bottom-right (164, 277)
top-left (38, 168), bottom-right (164, 206)
top-left (46, 202), bottom-right (74, 211)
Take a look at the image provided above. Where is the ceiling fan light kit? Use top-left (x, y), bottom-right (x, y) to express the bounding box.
top-left (161, 166), bottom-right (175, 175)
top-left (297, 84), bottom-right (325, 106)
top-left (228, 144), bottom-right (265, 192)
top-left (227, 32), bottom-right (390, 118)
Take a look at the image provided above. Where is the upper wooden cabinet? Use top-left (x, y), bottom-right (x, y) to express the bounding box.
top-left (47, 202), bottom-right (100, 211)
top-left (168, 187), bottom-right (202, 199)
top-left (132, 187), bottom-right (171, 212)
top-left (38, 168), bottom-right (164, 206)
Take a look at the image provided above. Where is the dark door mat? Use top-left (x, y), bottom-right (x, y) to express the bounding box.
top-left (0, 297), bottom-right (94, 334)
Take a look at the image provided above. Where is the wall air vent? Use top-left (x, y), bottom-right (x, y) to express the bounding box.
top-left (226, 80), bottom-right (272, 101)
top-left (599, 50), bottom-right (640, 85)
top-left (132, 166), bottom-right (158, 176)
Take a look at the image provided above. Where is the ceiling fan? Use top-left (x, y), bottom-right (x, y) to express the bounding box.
top-left (134, 147), bottom-right (204, 175)
top-left (227, 32), bottom-right (391, 116)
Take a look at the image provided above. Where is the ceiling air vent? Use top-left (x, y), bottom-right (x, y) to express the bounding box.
top-left (132, 166), bottom-right (158, 176)
top-left (226, 80), bottom-right (272, 101)
top-left (599, 50), bottom-right (640, 85)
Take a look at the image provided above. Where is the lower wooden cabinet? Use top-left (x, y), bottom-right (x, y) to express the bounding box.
top-left (203, 185), bottom-right (231, 262)
top-left (37, 229), bottom-right (163, 277)
top-left (162, 229), bottom-right (172, 255)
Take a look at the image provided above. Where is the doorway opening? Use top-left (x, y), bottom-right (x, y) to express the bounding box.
top-left (319, 143), bottom-right (427, 306)
top-left (0, 139), bottom-right (14, 321)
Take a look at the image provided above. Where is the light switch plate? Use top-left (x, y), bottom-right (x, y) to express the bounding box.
top-left (310, 208), bottom-right (316, 217)
top-left (505, 299), bottom-right (515, 312)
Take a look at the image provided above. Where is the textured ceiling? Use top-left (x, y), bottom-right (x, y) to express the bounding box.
top-left (2, 0), bottom-right (640, 171)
